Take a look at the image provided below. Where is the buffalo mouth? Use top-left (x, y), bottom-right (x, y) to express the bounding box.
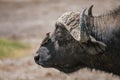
top-left (34, 56), bottom-right (53, 68)
top-left (35, 58), bottom-right (85, 73)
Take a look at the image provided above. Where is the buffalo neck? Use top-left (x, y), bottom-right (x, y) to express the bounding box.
top-left (89, 12), bottom-right (120, 45)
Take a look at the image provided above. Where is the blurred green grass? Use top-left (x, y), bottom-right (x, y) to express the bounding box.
top-left (0, 38), bottom-right (31, 59)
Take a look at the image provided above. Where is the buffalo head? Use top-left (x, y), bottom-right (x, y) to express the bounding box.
top-left (34, 5), bottom-right (107, 73)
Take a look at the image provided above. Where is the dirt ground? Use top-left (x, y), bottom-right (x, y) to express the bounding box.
top-left (0, 0), bottom-right (120, 80)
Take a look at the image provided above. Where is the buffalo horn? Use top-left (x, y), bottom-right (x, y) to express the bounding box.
top-left (88, 5), bottom-right (93, 17)
top-left (80, 8), bottom-right (90, 43)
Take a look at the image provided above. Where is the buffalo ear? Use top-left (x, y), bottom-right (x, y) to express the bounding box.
top-left (86, 36), bottom-right (107, 55)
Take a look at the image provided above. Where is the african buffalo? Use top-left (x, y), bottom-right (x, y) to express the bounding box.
top-left (34, 5), bottom-right (120, 75)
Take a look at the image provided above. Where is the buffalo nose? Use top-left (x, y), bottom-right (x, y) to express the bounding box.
top-left (34, 53), bottom-right (40, 62)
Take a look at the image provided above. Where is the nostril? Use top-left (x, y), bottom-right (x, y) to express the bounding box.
top-left (34, 54), bottom-right (40, 61)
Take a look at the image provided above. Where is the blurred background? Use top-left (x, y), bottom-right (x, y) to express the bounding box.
top-left (0, 0), bottom-right (120, 80)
